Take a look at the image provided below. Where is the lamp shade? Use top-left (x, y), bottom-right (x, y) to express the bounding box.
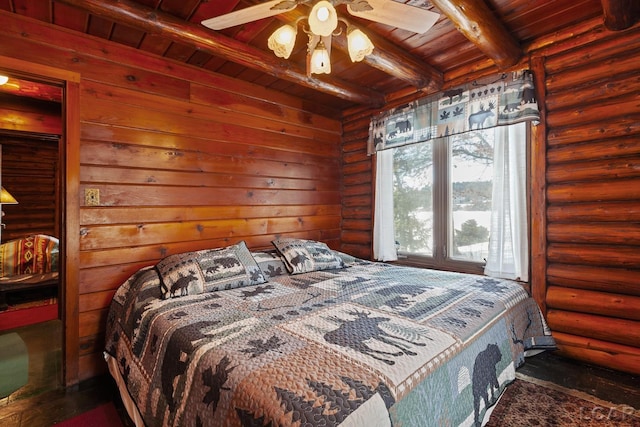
top-left (0, 187), bottom-right (17, 204)
top-left (347, 27), bottom-right (374, 62)
top-left (268, 24), bottom-right (297, 59)
top-left (310, 40), bottom-right (331, 74)
top-left (308, 1), bottom-right (338, 37)
top-left (0, 75), bottom-right (8, 86)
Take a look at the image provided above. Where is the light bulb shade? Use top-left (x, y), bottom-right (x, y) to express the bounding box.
top-left (308, 1), bottom-right (338, 37)
top-left (0, 187), bottom-right (18, 204)
top-left (268, 24), bottom-right (297, 59)
top-left (0, 75), bottom-right (8, 85)
top-left (347, 27), bottom-right (374, 62)
top-left (310, 40), bottom-right (331, 74)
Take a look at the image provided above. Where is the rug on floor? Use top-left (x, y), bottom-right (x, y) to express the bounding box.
top-left (485, 374), bottom-right (640, 427)
top-left (0, 332), bottom-right (28, 398)
top-left (53, 402), bottom-right (124, 427)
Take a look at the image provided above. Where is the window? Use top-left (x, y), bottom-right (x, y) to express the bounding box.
top-left (390, 124), bottom-right (528, 275)
top-left (370, 72), bottom-right (539, 280)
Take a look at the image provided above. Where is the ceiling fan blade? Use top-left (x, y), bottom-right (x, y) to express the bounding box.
top-left (202, 0), bottom-right (299, 31)
top-left (347, 0), bottom-right (439, 34)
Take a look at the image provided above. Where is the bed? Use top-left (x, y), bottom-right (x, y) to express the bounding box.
top-left (0, 234), bottom-right (59, 311)
top-left (104, 239), bottom-right (555, 427)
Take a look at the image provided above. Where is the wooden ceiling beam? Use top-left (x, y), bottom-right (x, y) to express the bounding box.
top-left (57, 0), bottom-right (385, 106)
top-left (329, 26), bottom-right (443, 91)
top-left (601, 0), bottom-right (640, 30)
top-left (430, 0), bottom-right (522, 69)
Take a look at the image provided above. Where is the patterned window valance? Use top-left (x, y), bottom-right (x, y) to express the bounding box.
top-left (367, 70), bottom-right (539, 154)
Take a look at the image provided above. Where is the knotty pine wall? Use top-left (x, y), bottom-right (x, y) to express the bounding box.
top-left (342, 17), bottom-right (640, 375)
top-left (0, 12), bottom-right (342, 383)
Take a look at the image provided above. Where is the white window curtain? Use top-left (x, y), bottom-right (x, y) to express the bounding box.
top-left (373, 149), bottom-right (397, 261)
top-left (484, 122), bottom-right (529, 281)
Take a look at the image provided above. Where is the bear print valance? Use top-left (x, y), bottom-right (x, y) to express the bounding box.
top-left (367, 70), bottom-right (540, 154)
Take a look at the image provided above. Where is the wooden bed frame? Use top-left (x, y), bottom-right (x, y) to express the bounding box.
top-left (0, 273), bottom-right (58, 311)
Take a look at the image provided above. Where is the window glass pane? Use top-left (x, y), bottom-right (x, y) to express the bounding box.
top-left (393, 142), bottom-right (433, 256)
top-left (449, 130), bottom-right (494, 262)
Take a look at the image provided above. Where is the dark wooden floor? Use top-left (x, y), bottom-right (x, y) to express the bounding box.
top-left (0, 320), bottom-right (132, 427)
top-left (0, 320), bottom-right (639, 426)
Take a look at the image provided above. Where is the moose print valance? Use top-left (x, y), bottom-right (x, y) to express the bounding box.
top-left (367, 70), bottom-right (540, 154)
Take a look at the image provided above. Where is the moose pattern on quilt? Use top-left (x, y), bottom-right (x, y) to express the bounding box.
top-left (156, 241), bottom-right (266, 299)
top-left (105, 256), bottom-right (554, 427)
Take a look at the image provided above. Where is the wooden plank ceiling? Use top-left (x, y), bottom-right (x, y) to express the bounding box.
top-left (0, 0), bottom-right (636, 113)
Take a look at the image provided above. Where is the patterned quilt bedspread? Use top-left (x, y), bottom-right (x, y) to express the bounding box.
top-left (105, 252), bottom-right (554, 427)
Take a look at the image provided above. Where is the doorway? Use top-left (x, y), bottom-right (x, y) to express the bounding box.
top-left (0, 133), bottom-right (61, 322)
top-left (0, 75), bottom-right (63, 400)
top-left (0, 55), bottom-right (81, 389)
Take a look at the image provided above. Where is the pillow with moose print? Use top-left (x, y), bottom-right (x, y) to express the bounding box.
top-left (271, 238), bottom-right (345, 275)
top-left (156, 241), bottom-right (267, 299)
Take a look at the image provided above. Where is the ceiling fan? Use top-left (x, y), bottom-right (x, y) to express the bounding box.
top-left (202, 0), bottom-right (440, 34)
top-left (201, 0), bottom-right (439, 75)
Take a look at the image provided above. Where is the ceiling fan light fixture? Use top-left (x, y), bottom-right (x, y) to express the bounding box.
top-left (268, 24), bottom-right (298, 59)
top-left (308, 1), bottom-right (338, 37)
top-left (310, 40), bottom-right (331, 74)
top-left (202, 0), bottom-right (440, 77)
top-left (347, 27), bottom-right (374, 62)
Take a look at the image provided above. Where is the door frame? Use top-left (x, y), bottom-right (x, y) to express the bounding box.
top-left (0, 55), bottom-right (81, 388)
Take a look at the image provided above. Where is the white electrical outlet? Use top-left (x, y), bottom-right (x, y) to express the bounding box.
top-left (85, 188), bottom-right (100, 206)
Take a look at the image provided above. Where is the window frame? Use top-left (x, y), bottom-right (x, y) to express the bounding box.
top-left (390, 125), bottom-right (531, 276)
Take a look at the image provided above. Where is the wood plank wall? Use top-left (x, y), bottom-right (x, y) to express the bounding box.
top-left (0, 93), bottom-right (62, 135)
top-left (341, 18), bottom-right (640, 375)
top-left (0, 12), bottom-right (343, 382)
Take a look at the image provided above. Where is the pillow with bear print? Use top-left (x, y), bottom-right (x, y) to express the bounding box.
top-left (271, 238), bottom-right (345, 275)
top-left (156, 241), bottom-right (267, 299)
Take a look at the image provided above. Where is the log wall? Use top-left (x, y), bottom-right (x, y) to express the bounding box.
top-left (0, 135), bottom-right (59, 241)
top-left (341, 108), bottom-right (375, 259)
top-left (342, 19), bottom-right (640, 375)
top-left (532, 20), bottom-right (640, 375)
top-left (0, 12), bottom-right (342, 383)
